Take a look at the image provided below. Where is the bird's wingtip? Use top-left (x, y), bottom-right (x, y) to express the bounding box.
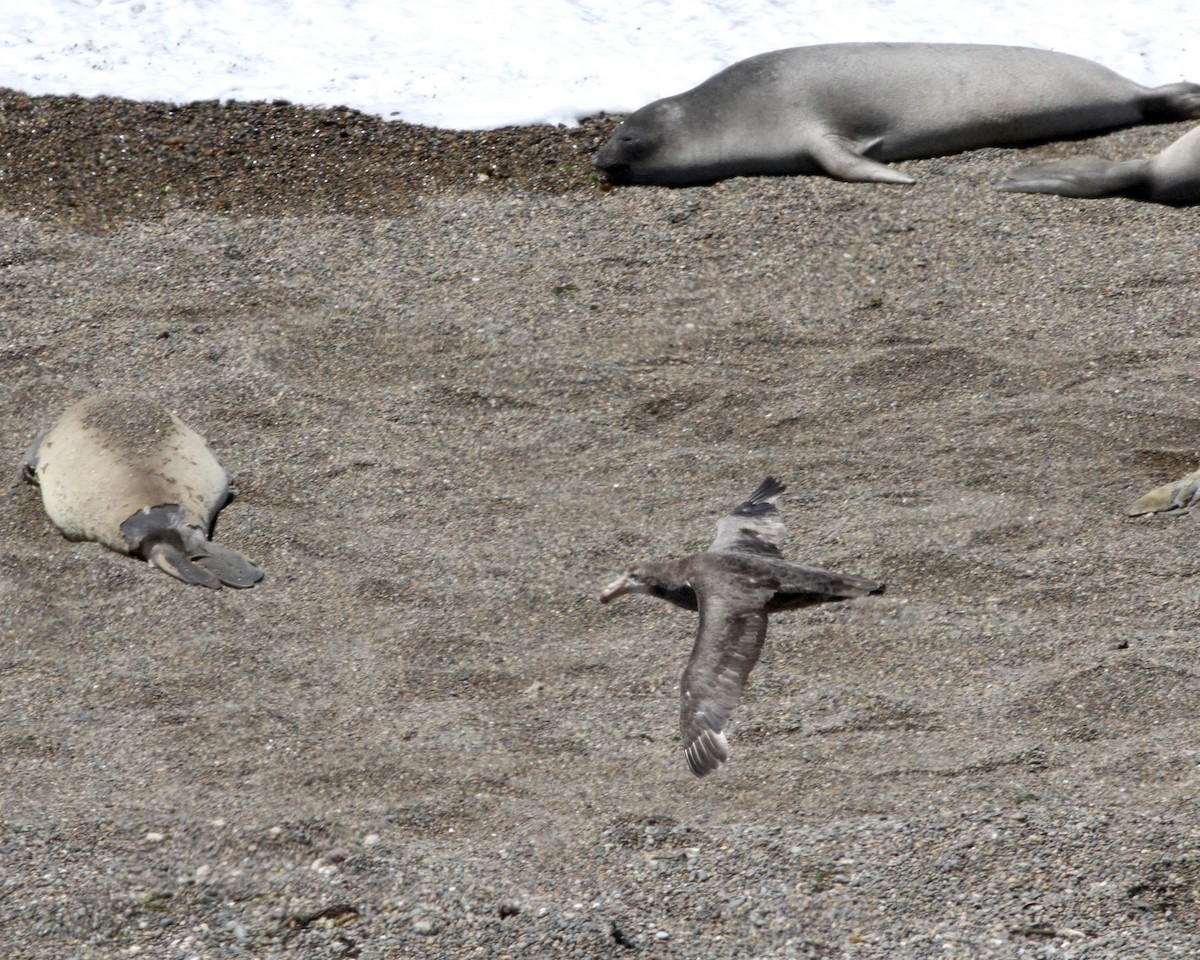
top-left (747, 476), bottom-right (786, 504)
top-left (685, 729), bottom-right (730, 778)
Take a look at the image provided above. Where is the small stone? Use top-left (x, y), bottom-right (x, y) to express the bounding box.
top-left (412, 919), bottom-right (436, 935)
top-left (143, 832), bottom-right (166, 843)
top-left (311, 857), bottom-right (339, 876)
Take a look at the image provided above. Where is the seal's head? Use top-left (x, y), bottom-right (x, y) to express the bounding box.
top-left (593, 101), bottom-right (681, 184)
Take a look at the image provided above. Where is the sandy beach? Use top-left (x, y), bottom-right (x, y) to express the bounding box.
top-left (1, 90), bottom-right (1198, 958)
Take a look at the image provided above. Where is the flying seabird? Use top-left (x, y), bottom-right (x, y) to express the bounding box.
top-left (599, 477), bottom-right (884, 778)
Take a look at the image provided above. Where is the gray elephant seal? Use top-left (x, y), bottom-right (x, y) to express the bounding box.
top-left (593, 43), bottom-right (1200, 186)
top-left (22, 393), bottom-right (263, 589)
top-left (995, 123), bottom-right (1200, 205)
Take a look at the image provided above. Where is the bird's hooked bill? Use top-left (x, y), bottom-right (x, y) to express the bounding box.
top-left (599, 573), bottom-right (633, 604)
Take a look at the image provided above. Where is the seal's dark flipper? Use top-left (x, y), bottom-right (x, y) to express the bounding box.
top-left (994, 156), bottom-right (1149, 199)
top-left (1143, 81), bottom-right (1200, 121)
top-left (809, 135), bottom-right (916, 184)
top-left (192, 542), bottom-right (264, 588)
top-left (18, 433), bottom-right (44, 485)
top-left (123, 505), bottom-right (262, 589)
top-left (148, 543), bottom-right (224, 589)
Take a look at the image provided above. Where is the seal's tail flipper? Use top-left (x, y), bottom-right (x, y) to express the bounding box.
top-left (994, 157), bottom-right (1149, 199)
top-left (148, 543), bottom-right (225, 589)
top-left (147, 540), bottom-right (263, 588)
top-left (192, 542), bottom-right (264, 588)
top-left (123, 506), bottom-right (264, 589)
top-left (1143, 82), bottom-right (1200, 121)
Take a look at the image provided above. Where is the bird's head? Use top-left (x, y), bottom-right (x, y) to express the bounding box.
top-left (598, 564), bottom-right (656, 604)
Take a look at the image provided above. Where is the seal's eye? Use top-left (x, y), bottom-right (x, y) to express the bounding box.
top-left (615, 135), bottom-right (653, 163)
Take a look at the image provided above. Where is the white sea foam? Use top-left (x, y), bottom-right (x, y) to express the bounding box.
top-left (0, 1), bottom-right (1195, 129)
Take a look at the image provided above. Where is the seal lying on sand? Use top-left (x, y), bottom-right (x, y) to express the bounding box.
top-left (599, 478), bottom-right (884, 777)
top-left (594, 43), bottom-right (1200, 187)
top-left (22, 393), bottom-right (263, 589)
top-left (1127, 467), bottom-right (1200, 520)
top-left (996, 123), bottom-right (1200, 205)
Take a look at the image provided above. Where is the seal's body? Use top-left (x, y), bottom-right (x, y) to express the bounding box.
top-left (594, 43), bottom-right (1200, 186)
top-left (23, 394), bottom-right (262, 589)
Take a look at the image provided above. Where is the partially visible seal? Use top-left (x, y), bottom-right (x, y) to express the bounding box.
top-left (995, 123), bottom-right (1200, 205)
top-left (593, 43), bottom-right (1200, 187)
top-left (22, 393), bottom-right (263, 589)
top-left (1127, 467), bottom-right (1200, 520)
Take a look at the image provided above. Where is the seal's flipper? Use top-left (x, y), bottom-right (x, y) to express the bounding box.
top-left (995, 157), bottom-right (1149, 198)
top-left (121, 504), bottom-right (261, 588)
top-left (148, 543), bottom-right (224, 589)
top-left (1142, 82), bottom-right (1200, 121)
top-left (1127, 471), bottom-right (1200, 516)
top-left (192, 542), bottom-right (264, 588)
top-left (19, 433), bottom-right (44, 485)
top-left (810, 134), bottom-right (915, 184)
top-left (223, 469), bottom-right (241, 502)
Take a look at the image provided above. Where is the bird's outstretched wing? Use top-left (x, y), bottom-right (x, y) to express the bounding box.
top-left (759, 557), bottom-right (884, 611)
top-left (679, 575), bottom-right (774, 777)
top-left (708, 476), bottom-right (787, 557)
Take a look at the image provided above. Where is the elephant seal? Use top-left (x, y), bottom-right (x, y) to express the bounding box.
top-left (22, 393), bottom-right (263, 589)
top-left (1127, 467), bottom-right (1200, 520)
top-left (593, 43), bottom-right (1200, 187)
top-left (995, 123), bottom-right (1200, 205)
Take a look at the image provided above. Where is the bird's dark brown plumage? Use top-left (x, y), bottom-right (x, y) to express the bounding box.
top-left (599, 477), bottom-right (884, 778)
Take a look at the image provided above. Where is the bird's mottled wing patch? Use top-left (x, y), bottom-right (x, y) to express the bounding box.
top-left (708, 476), bottom-right (787, 557)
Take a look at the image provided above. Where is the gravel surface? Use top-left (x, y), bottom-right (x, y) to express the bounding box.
top-left (1, 89), bottom-right (1199, 959)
